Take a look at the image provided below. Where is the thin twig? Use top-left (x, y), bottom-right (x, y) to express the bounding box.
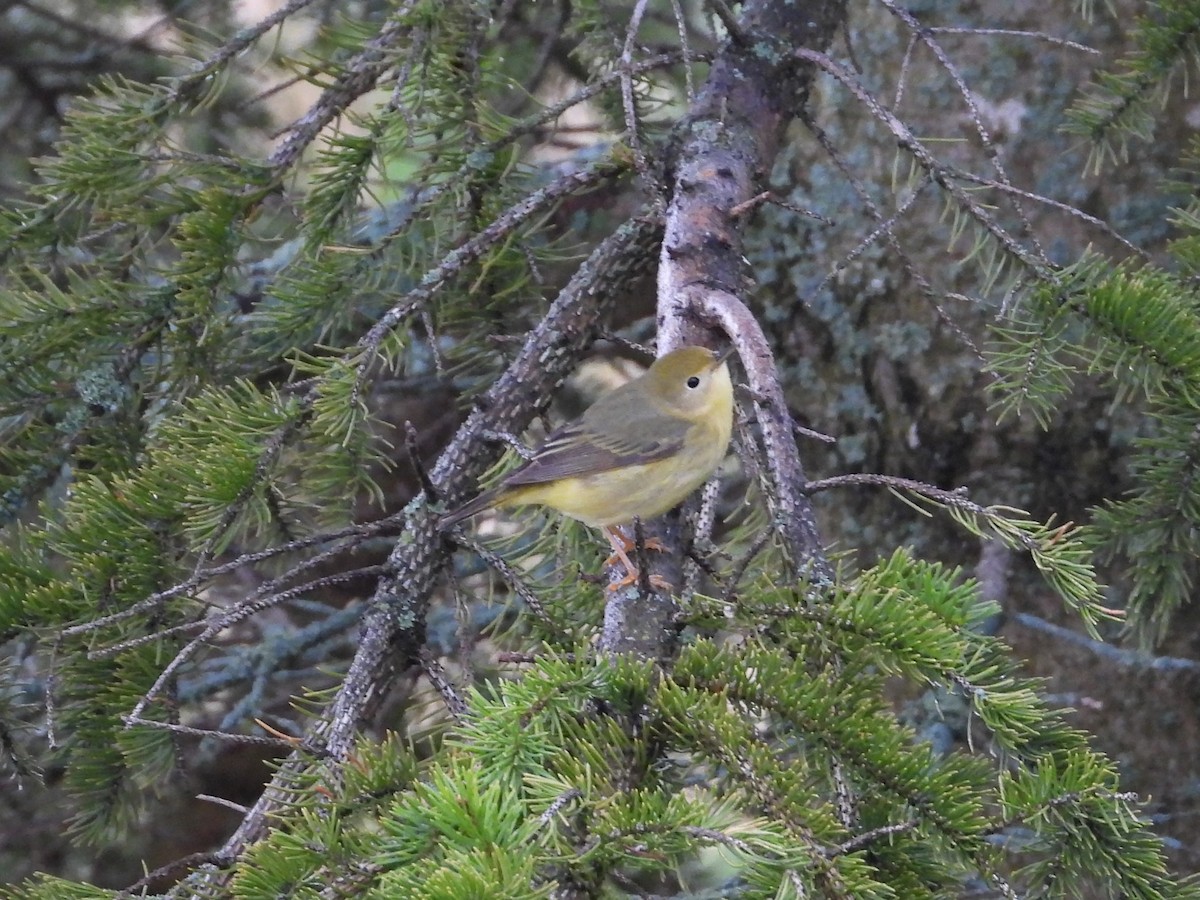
top-left (668, 0), bottom-right (696, 103)
top-left (1014, 614), bottom-right (1199, 672)
top-left (708, 0), bottom-right (749, 44)
top-left (722, 526), bottom-right (773, 605)
top-left (451, 529), bottom-right (556, 627)
top-left (620, 0), bottom-right (654, 178)
top-left (124, 565), bottom-right (385, 720)
top-left (62, 511), bottom-right (405, 637)
top-left (927, 26), bottom-right (1100, 56)
top-left (419, 647), bottom-right (468, 721)
top-left (796, 48), bottom-right (1053, 281)
top-left (878, 0), bottom-right (1047, 267)
top-left (405, 420), bottom-right (439, 501)
top-left (121, 714), bottom-right (328, 755)
top-left (196, 794), bottom-right (251, 814)
top-left (827, 820), bottom-right (919, 856)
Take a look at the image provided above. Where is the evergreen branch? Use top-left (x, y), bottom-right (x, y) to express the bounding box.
top-left (0, 310), bottom-right (162, 526)
top-left (985, 312), bottom-right (1078, 427)
top-left (661, 688), bottom-right (834, 846)
top-left (350, 151), bottom-right (631, 411)
top-left (795, 48), bottom-right (1054, 282)
top-left (124, 562), bottom-right (385, 723)
top-left (183, 398), bottom-right (311, 580)
top-left (59, 512), bottom-right (404, 639)
top-left (1064, 0), bottom-right (1200, 169)
top-left (269, 1), bottom-right (420, 172)
top-left (173, 0), bottom-right (325, 106)
top-left (682, 478), bottom-right (724, 601)
top-left (805, 473), bottom-right (1115, 633)
top-left (190, 54), bottom-right (698, 339)
top-left (181, 606), bottom-right (364, 720)
top-left (95, 563), bottom-right (376, 667)
top-left (995, 749), bottom-right (1186, 897)
top-left (1088, 405), bottom-right (1200, 644)
top-left (686, 644), bottom-right (991, 844)
top-left (879, 0), bottom-right (1047, 269)
top-left (1000, 255), bottom-right (1200, 405)
top-left (184, 213), bottom-right (663, 889)
top-left (708, 0), bottom-right (750, 43)
top-left (943, 165), bottom-right (1146, 260)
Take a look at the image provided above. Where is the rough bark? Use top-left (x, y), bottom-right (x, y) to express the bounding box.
top-left (601, 0), bottom-right (847, 660)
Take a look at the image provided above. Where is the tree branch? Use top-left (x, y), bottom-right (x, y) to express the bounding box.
top-left (600, 0), bottom-right (847, 659)
top-left (182, 213), bottom-right (663, 891)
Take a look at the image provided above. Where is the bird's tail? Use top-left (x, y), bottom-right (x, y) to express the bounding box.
top-left (438, 487), bottom-right (503, 530)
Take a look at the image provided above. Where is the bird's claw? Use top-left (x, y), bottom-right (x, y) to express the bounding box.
top-left (602, 526), bottom-right (672, 592)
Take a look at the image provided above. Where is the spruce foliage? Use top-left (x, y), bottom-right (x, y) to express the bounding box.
top-left (1, 0), bottom-right (1199, 896)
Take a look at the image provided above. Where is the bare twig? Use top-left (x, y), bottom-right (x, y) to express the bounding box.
top-left (62, 511), bottom-right (406, 638)
top-left (405, 421), bottom-right (439, 501)
top-left (708, 0), bottom-right (749, 43)
top-left (721, 526), bottom-right (774, 604)
top-left (796, 48), bottom-right (1053, 281)
top-left (447, 529), bottom-right (556, 628)
top-left (419, 647), bottom-right (468, 721)
top-left (669, 0), bottom-right (696, 102)
top-left (927, 26), bottom-right (1100, 56)
top-left (123, 564), bottom-right (385, 721)
top-left (729, 190), bottom-right (833, 224)
top-left (620, 0), bottom-right (654, 177)
top-left (878, 0), bottom-right (1047, 266)
top-left (121, 714), bottom-right (328, 755)
top-left (828, 820), bottom-right (919, 856)
top-left (535, 788), bottom-right (583, 832)
top-left (1014, 614), bottom-right (1200, 673)
top-left (195, 795), bottom-right (250, 815)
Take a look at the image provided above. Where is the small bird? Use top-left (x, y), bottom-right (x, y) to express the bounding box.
top-left (440, 345), bottom-right (735, 589)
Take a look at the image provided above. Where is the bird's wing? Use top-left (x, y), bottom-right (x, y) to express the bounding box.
top-left (500, 397), bottom-right (691, 487)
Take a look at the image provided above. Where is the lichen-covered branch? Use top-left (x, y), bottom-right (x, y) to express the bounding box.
top-left (181, 213), bottom-right (662, 891)
top-left (600, 0), bottom-right (847, 659)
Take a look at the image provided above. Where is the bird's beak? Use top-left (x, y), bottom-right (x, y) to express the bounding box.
top-left (712, 346), bottom-right (736, 368)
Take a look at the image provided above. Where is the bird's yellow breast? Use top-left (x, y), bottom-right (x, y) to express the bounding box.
top-left (480, 350), bottom-right (734, 528)
top-left (499, 420), bottom-right (729, 527)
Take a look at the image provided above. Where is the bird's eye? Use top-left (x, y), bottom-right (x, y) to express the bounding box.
top-left (686, 375), bottom-right (701, 389)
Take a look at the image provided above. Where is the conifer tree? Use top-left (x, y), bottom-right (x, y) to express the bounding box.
top-left (2, 0), bottom-right (1199, 897)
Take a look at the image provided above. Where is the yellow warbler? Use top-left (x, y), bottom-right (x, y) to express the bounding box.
top-left (440, 345), bottom-right (734, 587)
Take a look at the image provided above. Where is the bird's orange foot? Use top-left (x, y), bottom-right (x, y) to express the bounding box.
top-left (605, 570), bottom-right (673, 592)
top-left (602, 526), bottom-right (672, 592)
top-left (602, 538), bottom-right (667, 568)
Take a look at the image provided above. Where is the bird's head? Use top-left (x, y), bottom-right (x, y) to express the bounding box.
top-left (644, 346), bottom-right (735, 423)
